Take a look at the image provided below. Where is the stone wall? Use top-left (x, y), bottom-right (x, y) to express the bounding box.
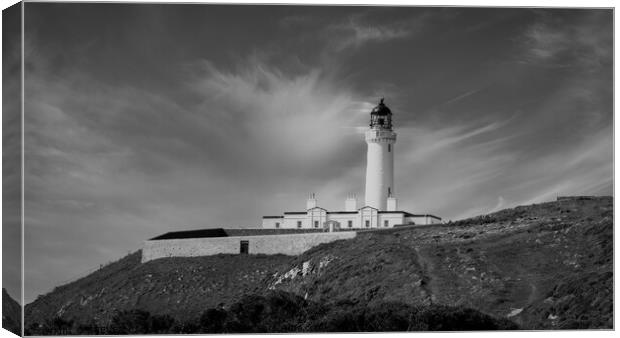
top-left (141, 232), bottom-right (357, 263)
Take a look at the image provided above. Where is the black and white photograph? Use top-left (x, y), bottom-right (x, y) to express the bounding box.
top-left (1, 1), bottom-right (615, 335)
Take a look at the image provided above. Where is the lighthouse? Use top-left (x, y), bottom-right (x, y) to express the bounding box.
top-left (260, 97), bottom-right (441, 230)
top-left (364, 98), bottom-right (397, 211)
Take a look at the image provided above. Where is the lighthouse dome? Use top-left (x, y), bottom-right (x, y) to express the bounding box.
top-left (371, 98), bottom-right (391, 116)
top-left (369, 98), bottom-right (393, 129)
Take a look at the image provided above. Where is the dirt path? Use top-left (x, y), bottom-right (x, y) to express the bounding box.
top-left (526, 281), bottom-right (538, 305)
top-left (413, 247), bottom-right (437, 305)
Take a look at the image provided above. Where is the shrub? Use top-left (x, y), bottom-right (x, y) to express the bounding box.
top-left (150, 314), bottom-right (176, 333)
top-left (108, 309), bottom-right (161, 334)
top-left (29, 292), bottom-right (519, 334)
top-left (199, 308), bottom-right (227, 332)
top-left (411, 305), bottom-right (518, 331)
top-left (363, 302), bottom-right (412, 331)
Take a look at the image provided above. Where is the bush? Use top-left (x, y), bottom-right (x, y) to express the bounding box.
top-left (108, 309), bottom-right (152, 334)
top-left (305, 307), bottom-right (363, 332)
top-left (200, 308), bottom-right (228, 332)
top-left (196, 292), bottom-right (519, 333)
top-left (29, 291), bottom-right (519, 334)
top-left (224, 291), bottom-right (309, 332)
top-left (364, 302), bottom-right (413, 331)
top-left (107, 309), bottom-right (176, 334)
top-left (410, 305), bottom-right (518, 331)
top-left (150, 314), bottom-right (176, 333)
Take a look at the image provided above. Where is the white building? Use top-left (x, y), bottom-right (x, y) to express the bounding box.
top-left (262, 99), bottom-right (441, 230)
top-left (143, 99), bottom-right (442, 261)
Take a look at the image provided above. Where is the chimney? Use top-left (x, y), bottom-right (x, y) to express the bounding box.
top-left (387, 196), bottom-right (398, 211)
top-left (306, 193), bottom-right (317, 210)
top-left (345, 194), bottom-right (357, 211)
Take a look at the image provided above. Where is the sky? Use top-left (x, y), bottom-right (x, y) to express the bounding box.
top-left (2, 1), bottom-right (23, 305)
top-left (7, 3), bottom-right (613, 303)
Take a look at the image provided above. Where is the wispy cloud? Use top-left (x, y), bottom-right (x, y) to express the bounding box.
top-left (325, 13), bottom-right (426, 51)
top-left (520, 11), bottom-right (612, 69)
top-left (331, 21), bottom-right (411, 50)
top-left (23, 54), bottom-right (372, 302)
top-left (441, 88), bottom-right (483, 106)
top-left (392, 108), bottom-right (611, 221)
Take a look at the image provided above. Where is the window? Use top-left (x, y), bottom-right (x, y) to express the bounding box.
top-left (388, 144), bottom-right (391, 152)
top-left (297, 221), bottom-right (302, 228)
top-left (240, 241), bottom-right (249, 254)
top-left (384, 220), bottom-right (389, 227)
top-left (388, 187), bottom-right (391, 196)
top-left (314, 221), bottom-right (319, 228)
top-left (348, 220), bottom-right (353, 228)
top-left (365, 220), bottom-right (370, 228)
top-left (275, 222), bottom-right (280, 228)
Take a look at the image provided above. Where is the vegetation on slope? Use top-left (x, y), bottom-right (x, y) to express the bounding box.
top-left (26, 291), bottom-right (517, 334)
top-left (3, 288), bottom-right (21, 336)
top-left (265, 196), bottom-right (613, 330)
top-left (24, 196), bottom-right (613, 333)
top-left (25, 252), bottom-right (292, 332)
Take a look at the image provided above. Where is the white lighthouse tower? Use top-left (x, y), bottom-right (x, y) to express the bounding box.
top-left (364, 98), bottom-right (397, 211)
top-left (260, 97), bottom-right (441, 230)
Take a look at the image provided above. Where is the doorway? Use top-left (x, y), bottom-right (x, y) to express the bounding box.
top-left (240, 240), bottom-right (249, 254)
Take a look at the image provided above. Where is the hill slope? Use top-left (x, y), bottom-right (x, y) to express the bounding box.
top-left (25, 253), bottom-right (292, 331)
top-left (265, 196), bottom-right (613, 329)
top-left (25, 196), bottom-right (613, 332)
top-left (3, 288), bottom-right (21, 336)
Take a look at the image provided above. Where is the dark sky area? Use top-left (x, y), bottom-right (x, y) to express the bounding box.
top-left (11, 3), bottom-right (613, 303)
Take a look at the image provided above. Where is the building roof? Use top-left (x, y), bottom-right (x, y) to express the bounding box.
top-left (308, 206), bottom-right (328, 212)
top-left (370, 98), bottom-right (392, 116)
top-left (149, 228), bottom-right (326, 240)
top-left (406, 213), bottom-right (442, 220)
top-left (262, 216), bottom-right (284, 219)
top-left (150, 228), bottom-right (228, 240)
top-left (378, 210), bottom-right (410, 215)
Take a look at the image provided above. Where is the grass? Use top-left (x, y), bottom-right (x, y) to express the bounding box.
top-left (25, 196), bottom-right (613, 332)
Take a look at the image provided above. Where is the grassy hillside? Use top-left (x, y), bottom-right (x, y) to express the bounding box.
top-left (265, 196), bottom-right (613, 329)
top-left (25, 253), bottom-right (292, 332)
top-left (24, 196), bottom-right (613, 333)
top-left (3, 288), bottom-right (21, 336)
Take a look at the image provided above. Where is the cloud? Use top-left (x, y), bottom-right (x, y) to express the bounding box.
top-left (392, 119), bottom-right (518, 220)
top-left (334, 22), bottom-right (411, 50)
top-left (190, 58), bottom-right (368, 175)
top-left (325, 14), bottom-right (422, 51)
top-left (391, 108), bottom-right (611, 221)
top-left (438, 88), bottom-right (483, 107)
top-left (23, 53), bottom-right (377, 302)
top-left (520, 11), bottom-right (612, 69)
